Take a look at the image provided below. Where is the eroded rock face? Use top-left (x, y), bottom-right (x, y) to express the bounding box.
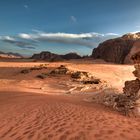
top-left (92, 38), bottom-right (134, 64)
top-left (92, 32), bottom-right (140, 64)
top-left (122, 32), bottom-right (140, 40)
top-left (123, 79), bottom-right (140, 99)
top-left (131, 51), bottom-right (140, 64)
top-left (124, 40), bottom-right (140, 63)
top-left (118, 51), bottom-right (140, 116)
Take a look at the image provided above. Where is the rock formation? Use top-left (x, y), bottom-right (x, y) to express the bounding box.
top-left (49, 65), bottom-right (69, 75)
top-left (92, 32), bottom-right (140, 64)
top-left (92, 51), bottom-right (140, 116)
top-left (119, 52), bottom-right (140, 116)
top-left (37, 65), bottom-right (108, 93)
top-left (61, 52), bottom-right (81, 60)
top-left (21, 64), bottom-right (48, 74)
top-left (31, 51), bottom-right (81, 61)
top-left (124, 40), bottom-right (140, 63)
top-left (31, 51), bottom-right (63, 61)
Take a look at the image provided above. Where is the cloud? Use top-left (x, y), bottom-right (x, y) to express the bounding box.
top-left (70, 16), bottom-right (77, 23)
top-left (0, 36), bottom-right (36, 49)
top-left (0, 32), bottom-right (119, 50)
top-left (24, 5), bottom-right (28, 9)
top-left (19, 32), bottom-right (119, 48)
top-left (136, 26), bottom-right (140, 28)
top-left (105, 33), bottom-right (119, 36)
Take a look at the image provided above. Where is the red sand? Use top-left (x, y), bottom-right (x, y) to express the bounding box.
top-left (0, 59), bottom-right (139, 140)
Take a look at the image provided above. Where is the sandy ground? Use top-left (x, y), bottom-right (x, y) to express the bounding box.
top-left (0, 59), bottom-right (139, 140)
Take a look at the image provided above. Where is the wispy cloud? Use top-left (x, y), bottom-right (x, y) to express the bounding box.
top-left (70, 16), bottom-right (77, 23)
top-left (0, 36), bottom-right (36, 49)
top-left (0, 32), bottom-right (119, 50)
top-left (19, 32), bottom-right (119, 48)
top-left (136, 25), bottom-right (140, 28)
top-left (24, 5), bottom-right (28, 9)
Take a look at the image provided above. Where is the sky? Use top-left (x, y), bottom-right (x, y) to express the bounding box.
top-left (0, 0), bottom-right (140, 56)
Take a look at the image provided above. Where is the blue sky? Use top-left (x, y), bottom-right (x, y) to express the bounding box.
top-left (0, 0), bottom-right (140, 56)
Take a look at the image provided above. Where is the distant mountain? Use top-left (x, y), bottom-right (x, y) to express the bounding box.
top-left (31, 51), bottom-right (82, 61)
top-left (61, 52), bottom-right (81, 60)
top-left (31, 51), bottom-right (63, 61)
top-left (91, 32), bottom-right (140, 64)
top-left (0, 51), bottom-right (23, 58)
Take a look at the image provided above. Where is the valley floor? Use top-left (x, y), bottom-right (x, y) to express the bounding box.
top-left (0, 59), bottom-right (139, 140)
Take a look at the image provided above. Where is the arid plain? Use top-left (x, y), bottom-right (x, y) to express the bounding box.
top-left (0, 59), bottom-right (140, 140)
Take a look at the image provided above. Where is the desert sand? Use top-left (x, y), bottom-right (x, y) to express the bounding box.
top-left (0, 59), bottom-right (140, 140)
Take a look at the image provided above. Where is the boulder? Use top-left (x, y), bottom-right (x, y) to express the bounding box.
top-left (71, 71), bottom-right (90, 79)
top-left (20, 64), bottom-right (47, 74)
top-left (49, 65), bottom-right (69, 75)
top-left (118, 51), bottom-right (140, 116)
top-left (123, 79), bottom-right (140, 99)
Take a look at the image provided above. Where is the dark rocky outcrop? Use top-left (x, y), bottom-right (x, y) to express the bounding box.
top-left (31, 51), bottom-right (81, 61)
top-left (92, 32), bottom-right (140, 64)
top-left (31, 51), bottom-right (63, 61)
top-left (20, 64), bottom-right (48, 74)
top-left (49, 65), bottom-right (69, 75)
top-left (124, 40), bottom-right (140, 63)
top-left (61, 52), bottom-right (81, 60)
top-left (119, 52), bottom-right (140, 116)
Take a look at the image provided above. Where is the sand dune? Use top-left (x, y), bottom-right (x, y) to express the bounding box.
top-left (0, 59), bottom-right (139, 140)
top-left (0, 91), bottom-right (140, 140)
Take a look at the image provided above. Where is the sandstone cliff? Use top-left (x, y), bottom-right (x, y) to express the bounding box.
top-left (92, 32), bottom-right (140, 64)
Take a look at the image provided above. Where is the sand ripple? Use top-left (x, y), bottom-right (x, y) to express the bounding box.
top-left (0, 92), bottom-right (140, 140)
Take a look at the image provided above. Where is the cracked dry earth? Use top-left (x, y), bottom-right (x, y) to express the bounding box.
top-left (0, 91), bottom-right (140, 140)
